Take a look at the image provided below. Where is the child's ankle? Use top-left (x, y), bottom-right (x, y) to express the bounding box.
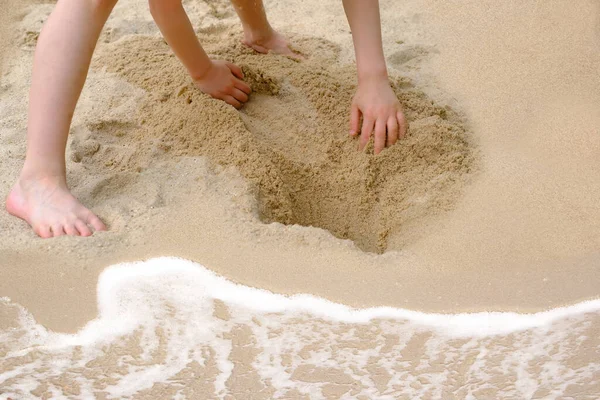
top-left (243, 24), bottom-right (274, 46)
top-left (19, 165), bottom-right (67, 185)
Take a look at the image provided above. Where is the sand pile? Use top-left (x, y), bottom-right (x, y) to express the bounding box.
top-left (91, 33), bottom-right (474, 253)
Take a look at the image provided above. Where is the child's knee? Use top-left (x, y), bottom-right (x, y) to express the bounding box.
top-left (148, 0), bottom-right (183, 15)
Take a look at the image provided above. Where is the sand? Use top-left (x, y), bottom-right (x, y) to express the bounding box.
top-left (1, 0), bottom-right (599, 397)
top-left (0, 0), bottom-right (599, 334)
top-left (90, 33), bottom-right (473, 254)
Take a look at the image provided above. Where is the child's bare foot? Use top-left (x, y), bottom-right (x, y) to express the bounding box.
top-left (6, 175), bottom-right (106, 238)
top-left (242, 29), bottom-right (302, 59)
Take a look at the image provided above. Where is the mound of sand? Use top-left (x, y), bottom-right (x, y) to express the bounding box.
top-left (91, 33), bottom-right (474, 253)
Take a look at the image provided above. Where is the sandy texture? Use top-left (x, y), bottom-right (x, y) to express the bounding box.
top-left (0, 0), bottom-right (599, 335)
top-left (0, 0), bottom-right (35, 74)
top-left (92, 33), bottom-right (473, 253)
top-left (0, 1), bottom-right (20, 71)
top-left (404, 0), bottom-right (600, 282)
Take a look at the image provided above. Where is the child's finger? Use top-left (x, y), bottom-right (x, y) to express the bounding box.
top-left (397, 110), bottom-right (407, 139)
top-left (232, 88), bottom-right (249, 103)
top-left (374, 118), bottom-right (387, 155)
top-left (223, 95), bottom-right (242, 109)
top-left (359, 118), bottom-right (374, 151)
top-left (226, 62), bottom-right (244, 80)
top-left (349, 104), bottom-right (360, 136)
top-left (235, 79), bottom-right (252, 95)
top-left (386, 116), bottom-right (399, 147)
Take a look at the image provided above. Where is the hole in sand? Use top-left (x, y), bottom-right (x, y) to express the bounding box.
top-left (96, 35), bottom-right (475, 254)
top-left (239, 66), bottom-right (324, 164)
top-left (238, 64), bottom-right (475, 253)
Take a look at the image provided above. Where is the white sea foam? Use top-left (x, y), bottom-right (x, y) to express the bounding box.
top-left (82, 257), bottom-right (600, 336)
top-left (1, 257), bottom-right (598, 399)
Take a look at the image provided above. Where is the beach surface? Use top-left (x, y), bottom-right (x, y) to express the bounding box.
top-left (1, 0), bottom-right (599, 398)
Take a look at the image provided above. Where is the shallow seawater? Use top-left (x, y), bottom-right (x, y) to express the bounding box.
top-left (1, 258), bottom-right (599, 400)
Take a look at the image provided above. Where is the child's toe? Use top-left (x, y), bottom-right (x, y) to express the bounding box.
top-left (75, 220), bottom-right (93, 237)
top-left (35, 224), bottom-right (52, 239)
top-left (86, 213), bottom-right (106, 232)
top-left (50, 224), bottom-right (66, 237)
top-left (64, 223), bottom-right (80, 236)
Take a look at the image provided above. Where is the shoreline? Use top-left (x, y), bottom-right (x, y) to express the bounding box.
top-left (3, 256), bottom-right (598, 398)
top-left (4, 257), bottom-right (600, 340)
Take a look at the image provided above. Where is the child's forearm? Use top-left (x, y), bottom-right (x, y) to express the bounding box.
top-left (342, 0), bottom-right (388, 84)
top-left (149, 0), bottom-right (212, 80)
top-left (149, 0), bottom-right (250, 108)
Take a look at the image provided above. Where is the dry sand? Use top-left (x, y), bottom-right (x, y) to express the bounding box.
top-left (0, 0), bottom-right (598, 336)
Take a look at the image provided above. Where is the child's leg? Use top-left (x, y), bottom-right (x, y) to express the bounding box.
top-left (229, 0), bottom-right (296, 56)
top-left (148, 0), bottom-right (251, 108)
top-left (6, 0), bottom-right (117, 238)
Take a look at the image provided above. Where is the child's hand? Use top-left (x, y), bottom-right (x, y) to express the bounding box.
top-left (349, 78), bottom-right (407, 154)
top-left (194, 60), bottom-right (252, 109)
